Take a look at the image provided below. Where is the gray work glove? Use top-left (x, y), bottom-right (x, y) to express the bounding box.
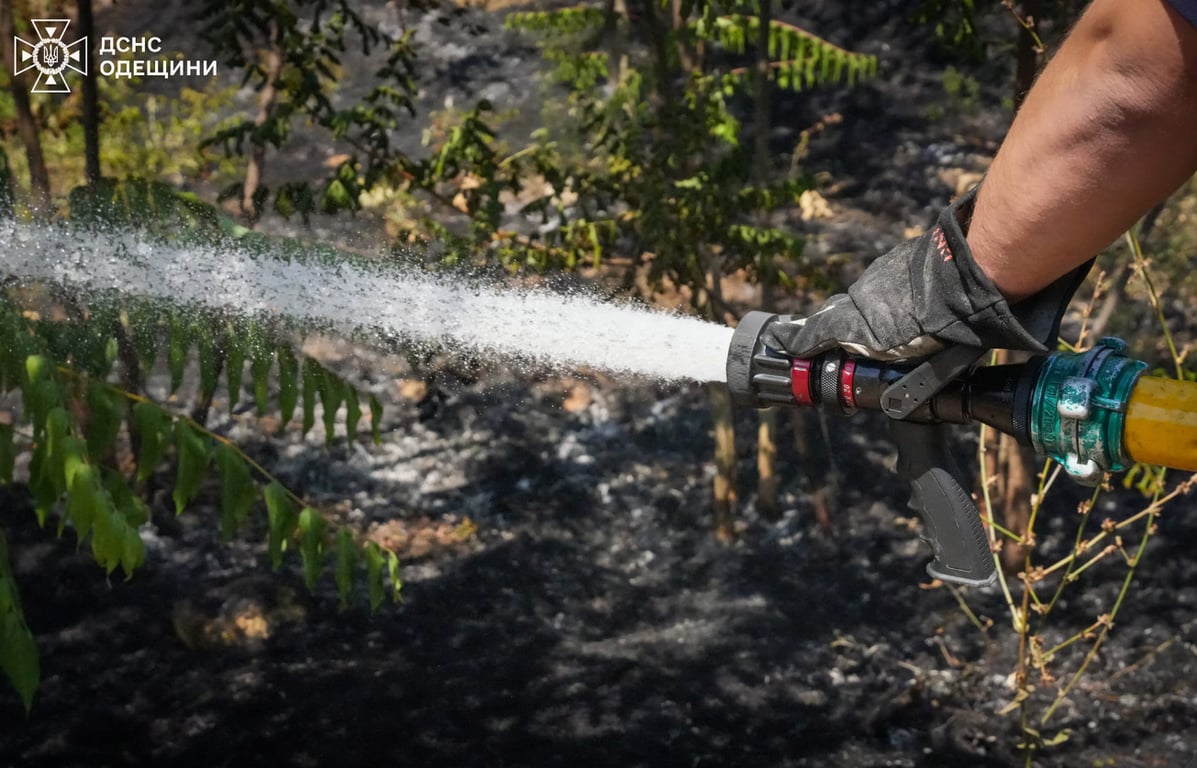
top-left (765, 188), bottom-right (1090, 361)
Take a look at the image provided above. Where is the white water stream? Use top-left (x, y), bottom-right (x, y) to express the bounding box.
top-left (1, 224), bottom-right (734, 383)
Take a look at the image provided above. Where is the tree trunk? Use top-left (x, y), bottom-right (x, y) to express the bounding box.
top-left (76, 0), bottom-right (100, 185)
top-left (0, 0), bottom-right (52, 214)
top-left (709, 382), bottom-right (737, 542)
top-left (638, 0), bottom-right (676, 107)
top-left (242, 23), bottom-right (283, 227)
top-left (751, 0), bottom-right (782, 519)
top-left (669, 0), bottom-right (693, 73)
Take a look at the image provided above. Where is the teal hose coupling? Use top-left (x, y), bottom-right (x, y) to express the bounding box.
top-left (1028, 338), bottom-right (1147, 484)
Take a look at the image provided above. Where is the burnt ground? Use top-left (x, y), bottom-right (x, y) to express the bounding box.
top-left (3, 345), bottom-right (1197, 768)
top-left (6, 0), bottom-right (1197, 766)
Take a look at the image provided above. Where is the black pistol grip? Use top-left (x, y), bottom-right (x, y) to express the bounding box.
top-left (890, 421), bottom-right (996, 587)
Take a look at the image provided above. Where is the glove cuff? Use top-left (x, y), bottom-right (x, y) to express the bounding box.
top-left (936, 185), bottom-right (1088, 352)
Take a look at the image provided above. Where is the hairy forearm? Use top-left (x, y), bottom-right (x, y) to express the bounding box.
top-left (968, 0), bottom-right (1197, 303)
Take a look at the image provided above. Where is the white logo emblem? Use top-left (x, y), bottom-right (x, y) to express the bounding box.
top-left (13, 19), bottom-right (87, 94)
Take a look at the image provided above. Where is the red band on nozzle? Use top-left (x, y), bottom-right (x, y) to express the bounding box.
top-left (792, 358), bottom-right (815, 407)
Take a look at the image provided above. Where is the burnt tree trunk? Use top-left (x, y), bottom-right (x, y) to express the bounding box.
top-left (76, 0), bottom-right (100, 185)
top-left (752, 0), bottom-right (782, 519)
top-left (241, 22), bottom-right (283, 227)
top-left (709, 382), bottom-right (738, 542)
top-left (0, 0), bottom-right (52, 214)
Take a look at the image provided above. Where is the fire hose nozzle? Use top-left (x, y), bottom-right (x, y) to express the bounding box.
top-left (724, 309), bottom-right (1197, 585)
top-left (726, 311), bottom-right (785, 409)
top-left (725, 310), bottom-right (998, 587)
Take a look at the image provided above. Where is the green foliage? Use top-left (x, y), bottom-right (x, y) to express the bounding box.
top-left (0, 71), bottom-right (237, 211)
top-left (0, 185), bottom-right (406, 709)
top-left (407, 0), bottom-right (879, 308)
top-left (0, 529), bottom-right (38, 713)
top-left (708, 15), bottom-right (879, 89)
top-left (913, 0), bottom-right (981, 55)
top-left (197, 0), bottom-right (423, 220)
top-left (912, 0), bottom-right (1085, 61)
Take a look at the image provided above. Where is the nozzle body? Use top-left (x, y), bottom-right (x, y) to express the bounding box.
top-left (725, 312), bottom-right (1035, 438)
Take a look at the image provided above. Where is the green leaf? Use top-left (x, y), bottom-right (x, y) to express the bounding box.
top-left (250, 346), bottom-right (272, 416)
top-left (133, 402), bottom-right (167, 483)
top-left (168, 316), bottom-right (190, 393)
top-left (364, 541), bottom-right (385, 612)
top-left (319, 373), bottom-right (345, 443)
top-left (32, 408), bottom-right (70, 525)
top-left (23, 356), bottom-right (59, 432)
top-left (197, 331), bottom-right (220, 404)
top-left (120, 524), bottom-right (146, 578)
top-left (129, 306), bottom-right (160, 368)
top-left (104, 467), bottom-right (149, 528)
top-left (225, 336), bottom-right (246, 413)
top-left (84, 381), bottom-right (122, 459)
top-left (0, 530), bottom-right (38, 713)
top-left (61, 436), bottom-right (89, 494)
top-left (302, 359), bottom-right (319, 436)
top-left (264, 481), bottom-right (296, 570)
top-left (277, 346), bottom-right (299, 428)
top-left (335, 529), bottom-right (357, 609)
top-left (345, 388), bottom-right (362, 439)
top-left (215, 443), bottom-right (256, 541)
top-left (298, 507), bottom-right (327, 589)
top-left (89, 485), bottom-right (123, 575)
top-left (24, 354), bottom-right (51, 387)
top-left (172, 422), bottom-right (211, 515)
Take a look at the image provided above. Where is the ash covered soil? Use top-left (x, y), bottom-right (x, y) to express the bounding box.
top-left (5, 347), bottom-right (1197, 768)
top-left (6, 0), bottom-right (1197, 766)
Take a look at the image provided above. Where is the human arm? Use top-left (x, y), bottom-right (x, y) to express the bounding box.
top-left (765, 0), bottom-right (1197, 361)
top-left (971, 0), bottom-right (1197, 302)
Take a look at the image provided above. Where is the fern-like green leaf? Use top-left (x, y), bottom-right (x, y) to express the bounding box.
top-left (298, 507), bottom-right (327, 589)
top-left (172, 421), bottom-right (211, 515)
top-left (84, 381), bottom-right (122, 460)
top-left (264, 480), bottom-right (296, 570)
top-left (88, 485), bottom-right (124, 575)
top-left (250, 346), bottom-right (272, 416)
top-left (318, 373), bottom-right (345, 443)
top-left (0, 529), bottom-right (38, 713)
top-left (120, 524), bottom-right (146, 578)
top-left (103, 467), bottom-right (149, 529)
top-left (197, 330), bottom-right (220, 404)
top-left (31, 407), bottom-right (70, 527)
top-left (129, 306), bottom-right (160, 369)
top-left (277, 346), bottom-right (299, 429)
top-left (345, 388), bottom-right (362, 439)
top-left (302, 359), bottom-right (319, 436)
top-left (225, 335), bottom-right (246, 414)
top-left (215, 443), bottom-right (256, 541)
top-left (168, 316), bottom-right (190, 393)
top-left (132, 402), bottom-right (167, 483)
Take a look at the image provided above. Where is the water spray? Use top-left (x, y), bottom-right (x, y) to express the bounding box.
top-left (726, 311), bottom-right (1197, 587)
